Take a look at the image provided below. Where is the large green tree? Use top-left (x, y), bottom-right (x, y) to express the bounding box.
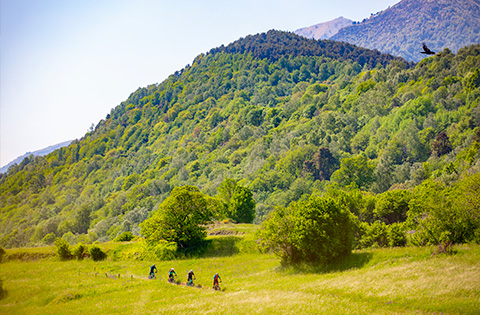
top-left (257, 196), bottom-right (354, 265)
top-left (217, 178), bottom-right (256, 223)
top-left (140, 186), bottom-right (212, 249)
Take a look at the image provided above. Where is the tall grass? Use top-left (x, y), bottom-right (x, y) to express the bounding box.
top-left (1, 241), bottom-right (479, 314)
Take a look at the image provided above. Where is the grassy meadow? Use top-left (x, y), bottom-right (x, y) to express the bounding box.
top-left (1, 225), bottom-right (479, 314)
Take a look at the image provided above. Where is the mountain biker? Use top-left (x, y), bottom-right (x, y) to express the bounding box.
top-left (149, 264), bottom-right (157, 278)
top-left (213, 273), bottom-right (221, 289)
top-left (168, 268), bottom-right (177, 282)
top-left (187, 270), bottom-right (196, 285)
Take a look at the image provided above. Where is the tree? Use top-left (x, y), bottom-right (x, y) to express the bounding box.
top-left (374, 189), bottom-right (412, 224)
top-left (140, 186), bottom-right (212, 249)
top-left (331, 155), bottom-right (376, 190)
top-left (257, 196), bottom-right (354, 265)
top-left (302, 147), bottom-right (339, 181)
top-left (432, 131), bottom-right (452, 156)
top-left (217, 178), bottom-right (256, 223)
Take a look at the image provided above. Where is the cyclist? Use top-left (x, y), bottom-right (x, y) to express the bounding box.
top-left (213, 273), bottom-right (221, 289)
top-left (168, 268), bottom-right (177, 283)
top-left (187, 270), bottom-right (196, 286)
top-left (149, 264), bottom-right (157, 278)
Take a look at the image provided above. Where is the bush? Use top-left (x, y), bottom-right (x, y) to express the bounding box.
top-left (72, 243), bottom-right (88, 260)
top-left (358, 221), bottom-right (389, 248)
top-left (143, 240), bottom-right (177, 260)
top-left (0, 246), bottom-right (6, 263)
top-left (114, 231), bottom-right (134, 242)
top-left (89, 245), bottom-right (106, 261)
top-left (0, 279), bottom-right (5, 299)
top-left (388, 222), bottom-right (407, 247)
top-left (55, 238), bottom-right (72, 260)
top-left (257, 196), bottom-right (354, 265)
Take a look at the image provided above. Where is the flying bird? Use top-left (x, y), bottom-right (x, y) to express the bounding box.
top-left (420, 43), bottom-right (435, 55)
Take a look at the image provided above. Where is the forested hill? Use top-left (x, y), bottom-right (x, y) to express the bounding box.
top-left (209, 30), bottom-right (409, 67)
top-left (331, 0), bottom-right (480, 62)
top-left (1, 30), bottom-right (479, 248)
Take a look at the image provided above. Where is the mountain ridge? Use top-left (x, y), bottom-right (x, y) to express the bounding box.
top-left (331, 0), bottom-right (480, 62)
top-left (294, 16), bottom-right (353, 40)
top-left (0, 140), bottom-right (73, 174)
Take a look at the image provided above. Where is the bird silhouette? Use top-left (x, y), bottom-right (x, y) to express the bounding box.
top-left (420, 43), bottom-right (435, 55)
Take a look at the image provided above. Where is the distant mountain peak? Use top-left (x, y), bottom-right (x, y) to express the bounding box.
top-left (294, 16), bottom-right (353, 40)
top-left (0, 140), bottom-right (73, 174)
top-left (330, 0), bottom-right (480, 62)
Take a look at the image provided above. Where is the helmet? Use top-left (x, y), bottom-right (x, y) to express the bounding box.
top-left (153, 264), bottom-right (155, 266)
top-left (171, 268), bottom-right (174, 271)
top-left (215, 273), bottom-right (218, 275)
top-left (190, 270), bottom-right (193, 272)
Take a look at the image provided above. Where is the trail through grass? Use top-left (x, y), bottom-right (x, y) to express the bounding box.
top-left (1, 242), bottom-right (479, 314)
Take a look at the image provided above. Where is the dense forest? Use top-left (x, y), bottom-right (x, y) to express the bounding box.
top-left (1, 30), bottom-right (479, 249)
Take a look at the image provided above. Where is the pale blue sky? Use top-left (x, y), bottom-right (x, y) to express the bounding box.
top-left (0, 0), bottom-right (400, 167)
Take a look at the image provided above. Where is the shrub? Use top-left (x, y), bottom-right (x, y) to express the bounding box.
top-left (55, 238), bottom-right (72, 260)
top-left (0, 246), bottom-right (5, 263)
top-left (0, 279), bottom-right (5, 299)
top-left (89, 245), bottom-right (106, 261)
top-left (358, 221), bottom-right (389, 248)
top-left (257, 196), bottom-right (354, 265)
top-left (144, 240), bottom-right (177, 260)
top-left (72, 243), bottom-right (88, 260)
top-left (114, 231), bottom-right (134, 242)
top-left (388, 222), bottom-right (407, 247)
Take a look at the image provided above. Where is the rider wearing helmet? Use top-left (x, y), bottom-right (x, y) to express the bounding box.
top-left (149, 264), bottom-right (157, 278)
top-left (168, 268), bottom-right (177, 282)
top-left (213, 273), bottom-right (221, 288)
top-left (187, 270), bottom-right (196, 285)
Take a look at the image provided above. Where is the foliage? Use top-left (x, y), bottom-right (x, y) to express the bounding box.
top-left (114, 231), bottom-right (134, 242)
top-left (140, 186), bottom-right (213, 250)
top-left (54, 238), bottom-right (72, 260)
top-left (89, 245), bottom-right (106, 261)
top-left (72, 243), bottom-right (88, 260)
top-left (407, 173), bottom-right (480, 246)
top-left (0, 246), bottom-right (5, 262)
top-left (257, 196), bottom-right (354, 265)
top-left (331, 155), bottom-right (376, 190)
top-left (217, 178), bottom-right (256, 223)
top-left (0, 29), bottom-right (479, 249)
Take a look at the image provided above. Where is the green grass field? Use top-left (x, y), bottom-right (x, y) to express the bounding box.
top-left (1, 226), bottom-right (479, 314)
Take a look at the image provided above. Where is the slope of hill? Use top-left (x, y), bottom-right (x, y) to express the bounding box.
top-left (294, 16), bottom-right (353, 40)
top-left (0, 30), bottom-right (479, 248)
top-left (330, 0), bottom-right (480, 62)
top-left (0, 140), bottom-right (73, 174)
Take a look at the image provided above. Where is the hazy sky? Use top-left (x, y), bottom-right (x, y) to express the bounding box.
top-left (0, 0), bottom-right (400, 167)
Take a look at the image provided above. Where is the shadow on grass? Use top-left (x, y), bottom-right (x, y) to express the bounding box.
top-left (180, 236), bottom-right (241, 258)
top-left (279, 252), bottom-right (373, 275)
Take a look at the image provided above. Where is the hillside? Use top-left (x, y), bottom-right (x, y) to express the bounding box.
top-left (331, 0), bottom-right (480, 62)
top-left (0, 30), bottom-right (479, 248)
top-left (294, 16), bottom-right (353, 40)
